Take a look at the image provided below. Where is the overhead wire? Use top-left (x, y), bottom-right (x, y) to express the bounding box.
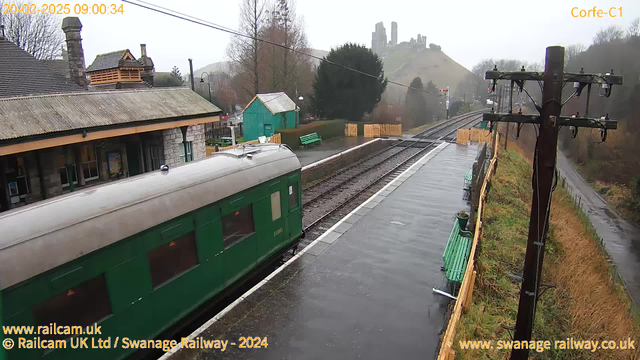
top-left (121, 0), bottom-right (443, 95)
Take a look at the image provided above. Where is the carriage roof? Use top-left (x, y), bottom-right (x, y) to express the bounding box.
top-left (0, 144), bottom-right (300, 289)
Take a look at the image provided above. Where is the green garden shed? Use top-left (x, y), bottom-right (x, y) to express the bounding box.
top-left (243, 92), bottom-right (298, 141)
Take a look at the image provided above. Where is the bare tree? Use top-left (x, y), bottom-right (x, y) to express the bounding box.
top-left (262, 0), bottom-right (311, 98)
top-left (227, 0), bottom-right (266, 100)
top-left (564, 44), bottom-right (585, 69)
top-left (628, 18), bottom-right (639, 38)
top-left (0, 0), bottom-right (64, 60)
top-left (593, 26), bottom-right (624, 45)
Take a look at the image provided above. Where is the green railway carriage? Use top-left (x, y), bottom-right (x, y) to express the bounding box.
top-left (0, 144), bottom-right (303, 360)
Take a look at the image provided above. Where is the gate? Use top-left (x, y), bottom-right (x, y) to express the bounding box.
top-left (345, 123), bottom-right (358, 137)
top-left (364, 124), bottom-right (381, 138)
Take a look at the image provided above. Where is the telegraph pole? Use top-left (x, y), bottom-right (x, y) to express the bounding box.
top-left (482, 45), bottom-right (622, 360)
top-left (510, 46), bottom-right (564, 360)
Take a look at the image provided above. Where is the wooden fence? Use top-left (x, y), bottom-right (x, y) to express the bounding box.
top-left (469, 128), bottom-right (491, 144)
top-left (364, 124), bottom-right (381, 138)
top-left (345, 123), bottom-right (402, 138)
top-left (456, 129), bottom-right (470, 145)
top-left (457, 128), bottom-right (492, 145)
top-left (380, 124), bottom-right (402, 136)
top-left (345, 123), bottom-right (358, 137)
top-left (437, 132), bottom-right (499, 360)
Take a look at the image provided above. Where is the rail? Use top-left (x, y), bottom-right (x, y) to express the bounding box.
top-left (304, 113), bottom-right (485, 233)
top-left (437, 131), bottom-right (500, 360)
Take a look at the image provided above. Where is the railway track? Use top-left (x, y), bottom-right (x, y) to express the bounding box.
top-left (139, 112), bottom-right (486, 358)
top-left (296, 111), bottom-right (485, 251)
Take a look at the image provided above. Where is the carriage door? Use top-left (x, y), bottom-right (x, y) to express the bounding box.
top-left (268, 181), bottom-right (284, 253)
top-left (286, 174), bottom-right (302, 243)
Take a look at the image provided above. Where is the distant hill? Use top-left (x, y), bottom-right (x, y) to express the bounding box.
top-left (194, 61), bottom-right (231, 77)
top-left (380, 42), bottom-right (471, 102)
top-left (193, 48), bottom-right (328, 77)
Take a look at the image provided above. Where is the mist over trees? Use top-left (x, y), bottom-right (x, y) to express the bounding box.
top-left (312, 43), bottom-right (387, 121)
top-left (0, 0), bottom-right (64, 59)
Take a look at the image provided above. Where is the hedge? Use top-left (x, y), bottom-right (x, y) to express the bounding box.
top-left (278, 120), bottom-right (346, 148)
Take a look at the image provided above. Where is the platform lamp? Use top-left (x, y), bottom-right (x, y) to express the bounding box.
top-left (200, 72), bottom-right (212, 103)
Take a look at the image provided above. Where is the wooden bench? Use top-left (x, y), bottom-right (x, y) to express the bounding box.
top-left (300, 133), bottom-right (322, 147)
top-left (442, 220), bottom-right (473, 284)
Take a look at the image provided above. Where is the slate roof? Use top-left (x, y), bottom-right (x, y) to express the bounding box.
top-left (245, 92), bottom-right (297, 114)
top-left (0, 39), bottom-right (84, 98)
top-left (0, 88), bottom-right (222, 141)
top-left (86, 50), bottom-right (143, 72)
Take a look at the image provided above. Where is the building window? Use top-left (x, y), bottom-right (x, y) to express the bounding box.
top-left (58, 155), bottom-right (78, 188)
top-left (147, 232), bottom-right (198, 288)
top-left (149, 145), bottom-right (164, 170)
top-left (179, 142), bottom-right (193, 163)
top-left (80, 144), bottom-right (99, 181)
top-left (271, 192), bottom-right (281, 221)
top-left (289, 183), bottom-right (298, 208)
top-left (222, 205), bottom-right (255, 248)
top-left (32, 274), bottom-right (112, 338)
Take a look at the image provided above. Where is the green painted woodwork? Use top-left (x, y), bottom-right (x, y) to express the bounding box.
top-left (442, 220), bottom-right (472, 283)
top-left (243, 100), bottom-right (297, 141)
top-left (299, 133), bottom-right (322, 146)
top-left (0, 170), bottom-right (303, 360)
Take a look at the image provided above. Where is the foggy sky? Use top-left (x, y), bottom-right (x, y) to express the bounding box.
top-left (34, 0), bottom-right (639, 76)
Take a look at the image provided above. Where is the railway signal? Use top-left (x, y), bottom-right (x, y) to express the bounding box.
top-left (484, 46), bottom-right (622, 360)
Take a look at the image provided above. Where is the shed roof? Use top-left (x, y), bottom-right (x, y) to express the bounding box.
top-left (86, 49), bottom-right (143, 72)
top-left (0, 39), bottom-right (84, 98)
top-left (245, 92), bottom-right (297, 115)
top-left (0, 88), bottom-right (221, 141)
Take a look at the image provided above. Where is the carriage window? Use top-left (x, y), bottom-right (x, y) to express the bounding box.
top-left (222, 205), bottom-right (255, 248)
top-left (33, 274), bottom-right (112, 336)
top-left (289, 183), bottom-right (298, 208)
top-left (271, 192), bottom-right (281, 221)
top-left (147, 232), bottom-right (198, 288)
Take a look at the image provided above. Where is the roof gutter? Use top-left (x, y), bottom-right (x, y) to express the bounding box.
top-left (0, 112), bottom-right (221, 156)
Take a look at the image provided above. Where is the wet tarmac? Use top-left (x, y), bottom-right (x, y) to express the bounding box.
top-left (294, 136), bottom-right (371, 166)
top-left (169, 143), bottom-right (479, 360)
top-left (557, 152), bottom-right (640, 306)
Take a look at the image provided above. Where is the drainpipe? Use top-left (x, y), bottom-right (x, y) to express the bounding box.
top-left (180, 126), bottom-right (189, 162)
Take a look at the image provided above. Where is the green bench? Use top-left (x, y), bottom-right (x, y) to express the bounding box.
top-left (300, 133), bottom-right (322, 147)
top-left (442, 220), bottom-right (473, 284)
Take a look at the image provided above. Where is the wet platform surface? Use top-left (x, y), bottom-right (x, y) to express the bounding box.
top-left (294, 136), bottom-right (371, 166)
top-left (557, 152), bottom-right (640, 306)
top-left (170, 143), bottom-right (478, 360)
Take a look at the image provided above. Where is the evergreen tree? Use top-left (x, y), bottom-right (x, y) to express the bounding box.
top-left (405, 77), bottom-right (428, 127)
top-left (312, 43), bottom-right (387, 121)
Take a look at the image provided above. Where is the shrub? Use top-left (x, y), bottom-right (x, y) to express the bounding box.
top-left (278, 120), bottom-right (346, 147)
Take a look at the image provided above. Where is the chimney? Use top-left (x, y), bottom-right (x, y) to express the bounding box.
top-left (139, 43), bottom-right (155, 86)
top-left (61, 17), bottom-right (87, 89)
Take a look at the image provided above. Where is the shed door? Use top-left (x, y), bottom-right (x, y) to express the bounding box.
top-left (264, 123), bottom-right (273, 137)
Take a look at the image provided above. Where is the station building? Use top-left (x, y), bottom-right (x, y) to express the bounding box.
top-left (0, 17), bottom-right (221, 213)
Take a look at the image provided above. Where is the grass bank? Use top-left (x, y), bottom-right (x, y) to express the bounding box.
top-left (454, 148), bottom-right (639, 360)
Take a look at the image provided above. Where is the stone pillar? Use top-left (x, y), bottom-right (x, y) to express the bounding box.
top-left (62, 17), bottom-right (87, 89)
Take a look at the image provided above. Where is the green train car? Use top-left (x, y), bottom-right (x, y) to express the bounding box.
top-left (0, 144), bottom-right (303, 360)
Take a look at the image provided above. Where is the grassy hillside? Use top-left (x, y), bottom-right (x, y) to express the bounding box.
top-left (381, 44), bottom-right (471, 100)
top-left (454, 147), bottom-right (639, 360)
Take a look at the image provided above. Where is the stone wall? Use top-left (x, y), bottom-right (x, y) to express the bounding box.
top-left (301, 139), bottom-right (391, 188)
top-left (162, 124), bottom-right (206, 167)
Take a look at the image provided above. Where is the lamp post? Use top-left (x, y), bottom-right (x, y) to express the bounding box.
top-left (200, 72), bottom-right (211, 103)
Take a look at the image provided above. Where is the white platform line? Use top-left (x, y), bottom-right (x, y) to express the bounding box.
top-left (301, 138), bottom-right (380, 171)
top-left (160, 141), bottom-right (449, 359)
